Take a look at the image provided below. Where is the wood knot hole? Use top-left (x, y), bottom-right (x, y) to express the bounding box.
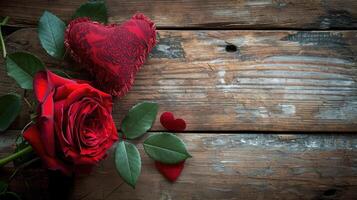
top-left (323, 188), bottom-right (337, 197)
top-left (225, 44), bottom-right (237, 52)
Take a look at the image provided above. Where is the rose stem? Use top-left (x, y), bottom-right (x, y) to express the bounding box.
top-left (0, 145), bottom-right (33, 168)
top-left (0, 16), bottom-right (9, 58)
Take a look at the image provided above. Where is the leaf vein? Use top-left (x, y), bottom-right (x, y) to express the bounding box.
top-left (144, 143), bottom-right (187, 157)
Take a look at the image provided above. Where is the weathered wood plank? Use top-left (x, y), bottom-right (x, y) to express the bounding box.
top-left (1, 0), bottom-right (357, 29)
top-left (1, 131), bottom-right (357, 200)
top-left (1, 28), bottom-right (356, 132)
top-left (75, 134), bottom-right (357, 200)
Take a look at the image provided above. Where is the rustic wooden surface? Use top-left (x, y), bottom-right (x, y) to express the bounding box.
top-left (1, 28), bottom-right (356, 132)
top-left (2, 131), bottom-right (357, 200)
top-left (1, 0), bottom-right (357, 29)
top-left (1, 0), bottom-right (357, 200)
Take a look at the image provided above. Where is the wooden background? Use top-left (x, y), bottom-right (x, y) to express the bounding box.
top-left (0, 0), bottom-right (356, 199)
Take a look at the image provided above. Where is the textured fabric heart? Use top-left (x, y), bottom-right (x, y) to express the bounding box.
top-left (160, 112), bottom-right (186, 132)
top-left (65, 14), bottom-right (156, 97)
top-left (155, 161), bottom-right (185, 182)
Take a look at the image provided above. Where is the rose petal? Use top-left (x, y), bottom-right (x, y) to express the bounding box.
top-left (155, 161), bottom-right (185, 182)
top-left (53, 84), bottom-right (78, 101)
top-left (47, 70), bottom-right (75, 87)
top-left (34, 70), bottom-right (76, 103)
top-left (33, 71), bottom-right (51, 103)
top-left (54, 100), bottom-right (72, 149)
top-left (65, 149), bottom-right (98, 165)
top-left (23, 125), bottom-right (72, 175)
top-left (64, 84), bottom-right (113, 112)
top-left (39, 91), bottom-right (55, 156)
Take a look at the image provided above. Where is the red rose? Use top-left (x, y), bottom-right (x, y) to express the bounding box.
top-left (23, 70), bottom-right (118, 175)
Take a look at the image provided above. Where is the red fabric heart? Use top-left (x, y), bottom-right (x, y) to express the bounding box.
top-left (155, 161), bottom-right (185, 182)
top-left (65, 14), bottom-right (156, 97)
top-left (160, 112), bottom-right (186, 132)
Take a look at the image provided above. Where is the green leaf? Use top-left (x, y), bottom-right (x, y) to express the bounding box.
top-left (122, 102), bottom-right (158, 139)
top-left (73, 1), bottom-right (108, 23)
top-left (115, 141), bottom-right (141, 188)
top-left (143, 133), bottom-right (191, 164)
top-left (38, 11), bottom-right (66, 59)
top-left (0, 16), bottom-right (9, 26)
top-left (51, 69), bottom-right (71, 79)
top-left (5, 52), bottom-right (45, 89)
top-left (0, 181), bottom-right (8, 194)
top-left (0, 94), bottom-right (22, 132)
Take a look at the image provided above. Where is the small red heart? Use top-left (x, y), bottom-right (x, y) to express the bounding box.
top-left (65, 14), bottom-right (156, 97)
top-left (160, 112), bottom-right (186, 132)
top-left (155, 161), bottom-right (185, 182)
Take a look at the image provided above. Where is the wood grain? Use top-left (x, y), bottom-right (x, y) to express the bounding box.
top-left (1, 2), bottom-right (356, 200)
top-left (1, 28), bottom-right (356, 132)
top-left (1, 0), bottom-right (357, 29)
top-left (1, 131), bottom-right (357, 200)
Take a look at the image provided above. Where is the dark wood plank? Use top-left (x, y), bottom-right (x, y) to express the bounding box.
top-left (1, 0), bottom-right (357, 29)
top-left (1, 28), bottom-right (356, 132)
top-left (1, 131), bottom-right (357, 200)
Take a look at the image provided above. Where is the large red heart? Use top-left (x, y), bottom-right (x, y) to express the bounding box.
top-left (155, 161), bottom-right (185, 182)
top-left (160, 112), bottom-right (187, 132)
top-left (65, 14), bottom-right (156, 97)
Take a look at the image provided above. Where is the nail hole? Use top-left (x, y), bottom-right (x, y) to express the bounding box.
top-left (323, 189), bottom-right (337, 196)
top-left (225, 44), bottom-right (237, 52)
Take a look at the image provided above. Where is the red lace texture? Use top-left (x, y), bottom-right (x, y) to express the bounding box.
top-left (65, 14), bottom-right (157, 97)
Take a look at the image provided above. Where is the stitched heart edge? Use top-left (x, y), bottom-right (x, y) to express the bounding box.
top-left (64, 13), bottom-right (157, 97)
